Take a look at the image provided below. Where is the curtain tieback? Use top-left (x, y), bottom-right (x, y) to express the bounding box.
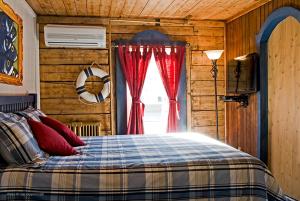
top-left (169, 99), bottom-right (180, 120)
top-left (132, 98), bottom-right (145, 116)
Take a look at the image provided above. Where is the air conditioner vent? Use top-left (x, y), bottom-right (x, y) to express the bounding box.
top-left (44, 25), bottom-right (106, 48)
top-left (47, 33), bottom-right (105, 40)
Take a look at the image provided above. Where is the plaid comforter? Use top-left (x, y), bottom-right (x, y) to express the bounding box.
top-left (0, 133), bottom-right (286, 201)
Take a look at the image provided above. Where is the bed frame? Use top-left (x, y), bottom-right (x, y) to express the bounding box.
top-left (0, 94), bottom-right (37, 113)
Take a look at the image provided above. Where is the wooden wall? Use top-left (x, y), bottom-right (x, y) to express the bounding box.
top-left (225, 0), bottom-right (300, 156)
top-left (38, 16), bottom-right (225, 138)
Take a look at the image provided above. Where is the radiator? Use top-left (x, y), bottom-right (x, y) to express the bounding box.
top-left (67, 122), bottom-right (102, 137)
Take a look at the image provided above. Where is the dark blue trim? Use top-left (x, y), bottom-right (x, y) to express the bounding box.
top-left (87, 67), bottom-right (93, 76)
top-left (102, 75), bottom-right (110, 83)
top-left (0, 94), bottom-right (37, 112)
top-left (76, 89), bottom-right (86, 95)
top-left (102, 75), bottom-right (110, 80)
top-left (116, 48), bottom-right (128, 135)
top-left (114, 30), bottom-right (186, 46)
top-left (256, 7), bottom-right (300, 50)
top-left (256, 6), bottom-right (300, 163)
top-left (76, 86), bottom-right (86, 94)
top-left (178, 54), bottom-right (187, 131)
top-left (103, 79), bottom-right (110, 84)
top-left (84, 68), bottom-right (90, 77)
top-left (76, 86), bottom-right (85, 91)
top-left (97, 93), bottom-right (104, 102)
top-left (95, 95), bottom-right (100, 102)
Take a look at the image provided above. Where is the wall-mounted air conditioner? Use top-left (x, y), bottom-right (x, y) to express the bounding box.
top-left (44, 25), bottom-right (106, 48)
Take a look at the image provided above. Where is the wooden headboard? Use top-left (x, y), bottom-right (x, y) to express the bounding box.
top-left (0, 94), bottom-right (37, 113)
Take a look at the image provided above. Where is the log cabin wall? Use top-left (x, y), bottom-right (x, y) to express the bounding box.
top-left (225, 0), bottom-right (300, 156)
top-left (38, 16), bottom-right (225, 138)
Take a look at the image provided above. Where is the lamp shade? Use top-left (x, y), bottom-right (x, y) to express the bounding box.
top-left (204, 50), bottom-right (224, 60)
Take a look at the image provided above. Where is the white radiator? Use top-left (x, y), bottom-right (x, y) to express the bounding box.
top-left (67, 122), bottom-right (101, 137)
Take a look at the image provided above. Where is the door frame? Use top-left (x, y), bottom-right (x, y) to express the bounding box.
top-left (256, 6), bottom-right (300, 163)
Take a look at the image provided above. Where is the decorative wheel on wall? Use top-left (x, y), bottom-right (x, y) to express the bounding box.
top-left (76, 63), bottom-right (110, 104)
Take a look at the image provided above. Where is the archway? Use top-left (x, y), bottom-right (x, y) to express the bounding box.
top-left (256, 7), bottom-right (300, 200)
top-left (256, 6), bottom-right (300, 163)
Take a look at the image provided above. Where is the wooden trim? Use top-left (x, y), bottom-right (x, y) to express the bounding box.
top-left (37, 15), bottom-right (225, 28)
top-left (223, 23), bottom-right (227, 143)
top-left (0, 0), bottom-right (23, 86)
top-left (186, 46), bottom-right (192, 131)
top-left (109, 20), bottom-right (116, 135)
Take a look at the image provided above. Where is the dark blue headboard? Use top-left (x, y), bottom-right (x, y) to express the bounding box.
top-left (0, 94), bottom-right (37, 113)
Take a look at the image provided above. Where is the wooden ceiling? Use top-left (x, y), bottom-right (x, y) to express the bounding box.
top-left (26, 0), bottom-right (271, 21)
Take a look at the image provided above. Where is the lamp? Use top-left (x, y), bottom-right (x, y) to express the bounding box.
top-left (204, 50), bottom-right (224, 140)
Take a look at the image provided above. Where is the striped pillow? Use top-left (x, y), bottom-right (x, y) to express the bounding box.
top-left (0, 113), bottom-right (11, 166)
top-left (0, 112), bottom-right (22, 166)
top-left (0, 112), bottom-right (21, 122)
top-left (0, 154), bottom-right (7, 168)
top-left (0, 117), bottom-right (48, 165)
top-left (14, 106), bottom-right (46, 122)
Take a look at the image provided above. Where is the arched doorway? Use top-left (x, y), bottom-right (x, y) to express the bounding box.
top-left (268, 16), bottom-right (300, 200)
top-left (256, 7), bottom-right (300, 200)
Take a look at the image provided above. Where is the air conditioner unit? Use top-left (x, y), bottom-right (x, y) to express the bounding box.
top-left (44, 25), bottom-right (106, 48)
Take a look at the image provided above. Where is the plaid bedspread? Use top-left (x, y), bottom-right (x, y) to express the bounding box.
top-left (0, 133), bottom-right (286, 201)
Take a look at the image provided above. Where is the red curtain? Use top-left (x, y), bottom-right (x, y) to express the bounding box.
top-left (118, 45), bottom-right (152, 134)
top-left (153, 46), bottom-right (185, 132)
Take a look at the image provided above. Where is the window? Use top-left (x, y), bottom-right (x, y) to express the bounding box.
top-left (115, 39), bottom-right (187, 135)
top-left (127, 53), bottom-right (169, 134)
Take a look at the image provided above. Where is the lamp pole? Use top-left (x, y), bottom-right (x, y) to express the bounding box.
top-left (211, 59), bottom-right (219, 140)
top-left (204, 50), bottom-right (223, 140)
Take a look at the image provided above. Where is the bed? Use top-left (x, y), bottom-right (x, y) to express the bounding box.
top-left (0, 94), bottom-right (287, 201)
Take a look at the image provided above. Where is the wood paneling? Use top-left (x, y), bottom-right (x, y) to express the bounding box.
top-left (193, 126), bottom-right (225, 141)
top-left (40, 24), bottom-right (197, 35)
top-left (41, 98), bottom-right (111, 114)
top-left (39, 16), bottom-right (225, 138)
top-left (191, 81), bottom-right (225, 96)
top-left (192, 111), bottom-right (224, 127)
top-left (40, 82), bottom-right (103, 98)
top-left (268, 17), bottom-right (300, 200)
top-left (192, 51), bottom-right (224, 65)
top-left (39, 16), bottom-right (111, 133)
top-left (40, 65), bottom-right (109, 82)
top-left (191, 65), bottom-right (224, 81)
top-left (225, 0), bottom-right (300, 157)
top-left (26, 0), bottom-right (270, 21)
top-left (192, 96), bottom-right (224, 111)
top-left (63, 0), bottom-right (77, 16)
top-left (37, 16), bottom-right (225, 28)
top-left (40, 49), bottom-right (108, 65)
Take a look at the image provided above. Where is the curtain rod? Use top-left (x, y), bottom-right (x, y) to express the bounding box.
top-left (109, 19), bottom-right (191, 26)
top-left (111, 44), bottom-right (190, 48)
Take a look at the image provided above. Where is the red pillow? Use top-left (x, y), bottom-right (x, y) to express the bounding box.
top-left (27, 119), bottom-right (78, 156)
top-left (39, 116), bottom-right (85, 147)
